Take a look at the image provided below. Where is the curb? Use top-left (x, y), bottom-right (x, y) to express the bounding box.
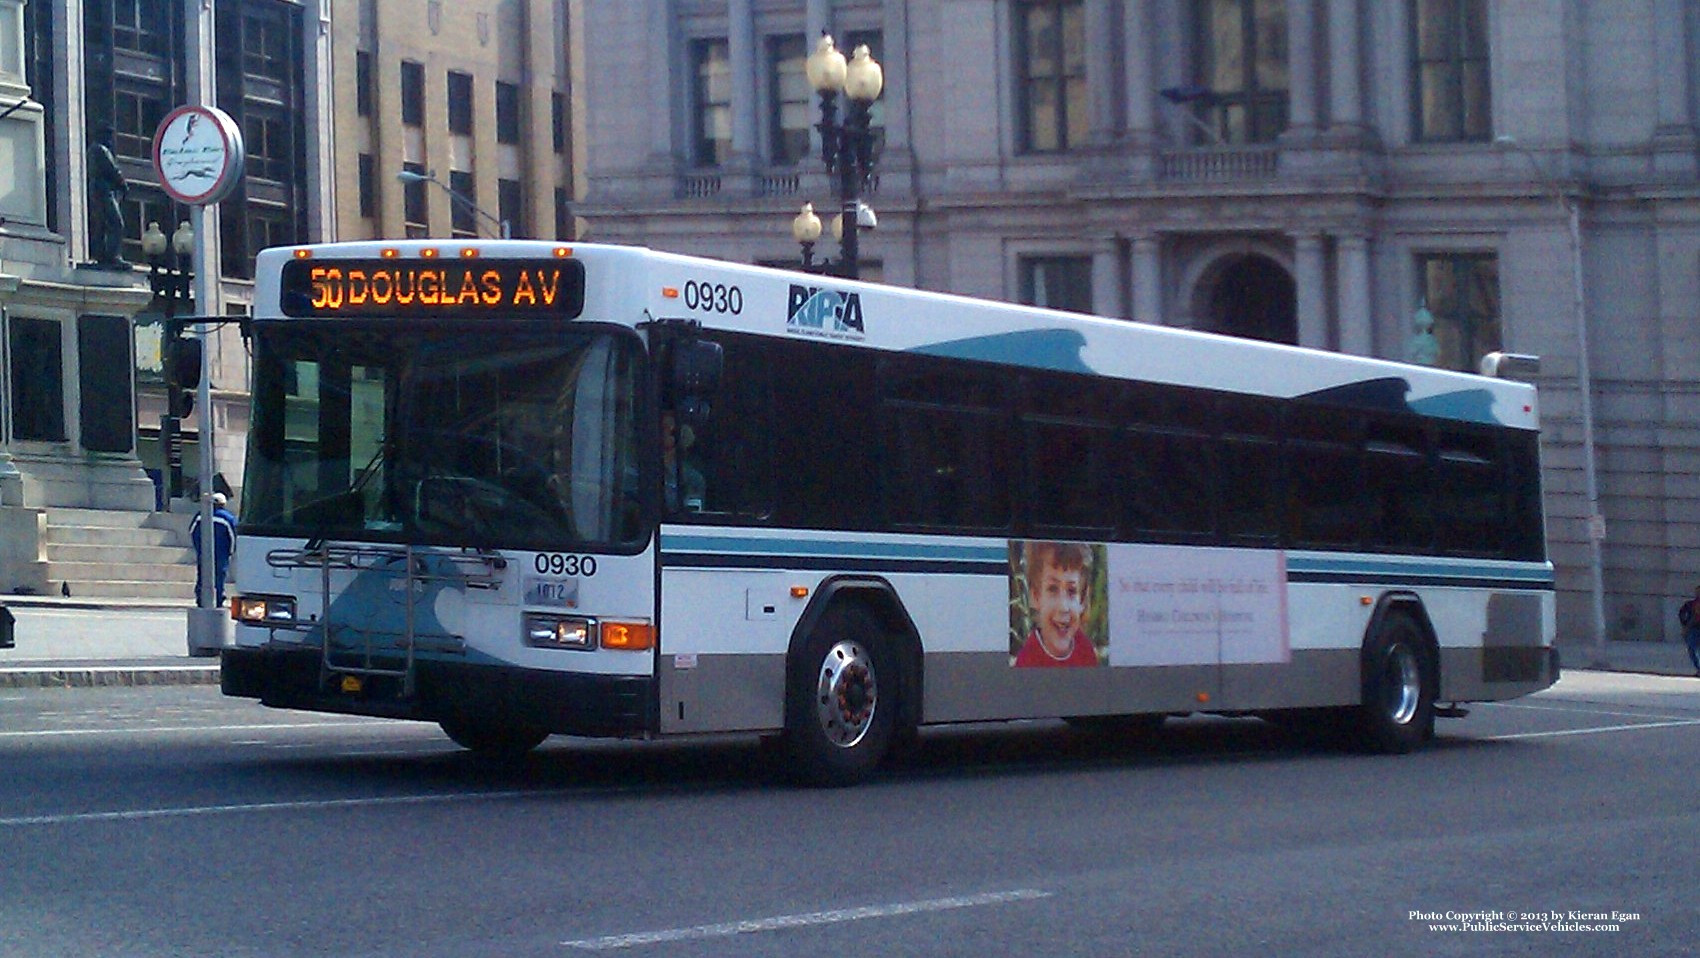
top-left (0, 664), bottom-right (221, 689)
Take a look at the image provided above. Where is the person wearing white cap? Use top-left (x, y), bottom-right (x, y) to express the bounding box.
top-left (189, 492), bottom-right (237, 606)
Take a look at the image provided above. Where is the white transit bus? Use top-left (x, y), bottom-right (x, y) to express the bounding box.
top-left (222, 240), bottom-right (1556, 785)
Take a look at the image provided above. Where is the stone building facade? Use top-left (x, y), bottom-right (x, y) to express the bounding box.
top-left (576, 0), bottom-right (1700, 644)
top-left (329, 0), bottom-right (579, 244)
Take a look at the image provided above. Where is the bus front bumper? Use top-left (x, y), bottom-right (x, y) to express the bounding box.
top-left (220, 646), bottom-right (653, 738)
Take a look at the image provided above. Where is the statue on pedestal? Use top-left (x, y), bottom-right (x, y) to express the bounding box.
top-left (87, 126), bottom-right (130, 269)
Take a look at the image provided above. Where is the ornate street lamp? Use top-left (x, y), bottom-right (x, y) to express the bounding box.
top-left (805, 33), bottom-right (883, 279)
top-left (142, 219), bottom-right (196, 506)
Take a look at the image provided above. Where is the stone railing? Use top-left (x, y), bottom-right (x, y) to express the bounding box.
top-left (1158, 147), bottom-right (1279, 182)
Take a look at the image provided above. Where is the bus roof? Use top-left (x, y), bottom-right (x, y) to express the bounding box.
top-left (254, 241), bottom-right (1537, 431)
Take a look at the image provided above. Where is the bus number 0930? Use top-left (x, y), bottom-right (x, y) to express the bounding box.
top-left (683, 280), bottom-right (742, 314)
top-left (534, 553), bottom-right (597, 576)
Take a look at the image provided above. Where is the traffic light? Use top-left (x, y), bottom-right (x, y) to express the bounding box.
top-left (163, 319), bottom-right (201, 418)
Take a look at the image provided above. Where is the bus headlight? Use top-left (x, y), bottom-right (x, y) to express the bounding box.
top-left (524, 613), bottom-right (595, 650)
top-left (232, 594), bottom-right (297, 625)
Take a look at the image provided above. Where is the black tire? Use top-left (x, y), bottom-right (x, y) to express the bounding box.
top-left (1352, 613), bottom-right (1436, 754)
top-left (438, 717), bottom-right (549, 760)
top-left (783, 602), bottom-right (901, 787)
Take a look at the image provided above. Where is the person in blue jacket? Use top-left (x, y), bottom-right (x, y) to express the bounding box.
top-left (189, 492), bottom-right (237, 607)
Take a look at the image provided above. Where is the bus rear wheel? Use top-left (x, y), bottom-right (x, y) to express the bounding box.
top-left (1352, 613), bottom-right (1436, 754)
top-left (784, 603), bottom-right (900, 787)
top-left (439, 717), bottom-right (549, 760)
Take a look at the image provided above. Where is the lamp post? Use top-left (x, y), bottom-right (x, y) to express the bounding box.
top-left (396, 169), bottom-right (511, 239)
top-left (805, 33), bottom-right (882, 279)
top-left (1497, 134), bottom-right (1607, 668)
top-left (142, 219), bottom-right (196, 509)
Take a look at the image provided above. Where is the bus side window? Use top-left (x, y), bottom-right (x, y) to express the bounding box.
top-left (664, 335), bottom-right (773, 520)
top-left (1436, 429), bottom-right (1506, 556)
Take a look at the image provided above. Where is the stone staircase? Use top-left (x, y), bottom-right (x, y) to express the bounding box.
top-left (43, 508), bottom-right (198, 602)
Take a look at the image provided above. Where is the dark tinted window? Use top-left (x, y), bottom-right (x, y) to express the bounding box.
top-left (447, 71), bottom-right (473, 134)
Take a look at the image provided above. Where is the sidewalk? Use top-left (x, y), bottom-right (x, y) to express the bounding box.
top-left (0, 595), bottom-right (221, 689)
top-left (3, 594), bottom-right (1696, 690)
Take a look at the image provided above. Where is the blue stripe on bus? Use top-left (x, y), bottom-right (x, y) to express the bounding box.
top-left (658, 535), bottom-right (1553, 590)
top-left (660, 533), bottom-right (1007, 563)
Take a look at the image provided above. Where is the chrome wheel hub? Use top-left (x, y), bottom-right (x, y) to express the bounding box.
top-left (815, 639), bottom-right (877, 748)
top-left (1382, 643), bottom-right (1422, 725)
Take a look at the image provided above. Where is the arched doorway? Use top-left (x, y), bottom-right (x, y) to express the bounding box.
top-left (1203, 253), bottom-right (1296, 345)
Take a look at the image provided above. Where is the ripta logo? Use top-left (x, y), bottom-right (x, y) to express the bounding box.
top-left (786, 284), bottom-right (865, 337)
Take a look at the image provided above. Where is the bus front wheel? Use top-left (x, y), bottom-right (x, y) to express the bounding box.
top-left (1353, 614), bottom-right (1436, 754)
top-left (439, 717), bottom-right (549, 759)
top-left (784, 603), bottom-right (900, 787)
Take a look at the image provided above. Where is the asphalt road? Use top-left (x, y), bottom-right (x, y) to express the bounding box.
top-left (1, 673), bottom-right (1696, 958)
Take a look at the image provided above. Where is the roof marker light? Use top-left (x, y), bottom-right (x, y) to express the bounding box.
top-left (460, 247), bottom-right (480, 259)
top-left (380, 248), bottom-right (400, 259)
top-left (420, 248), bottom-right (440, 259)
top-left (662, 287), bottom-right (680, 299)
top-left (292, 248), bottom-right (312, 259)
top-left (553, 246), bottom-right (573, 258)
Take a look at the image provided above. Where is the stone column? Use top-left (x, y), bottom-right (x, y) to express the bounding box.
top-left (1336, 234), bottom-right (1373, 355)
top-left (647, 0), bottom-right (674, 166)
top-left (1652, 0), bottom-right (1697, 176)
top-left (1085, 0), bottom-right (1120, 144)
top-left (1293, 232), bottom-right (1328, 349)
top-left (1131, 233), bottom-right (1163, 325)
top-left (1092, 238), bottom-right (1122, 317)
top-left (1327, 0), bottom-right (1362, 131)
top-left (727, 0), bottom-right (758, 167)
top-left (1123, 0), bottom-right (1156, 145)
top-left (1285, 0), bottom-right (1318, 134)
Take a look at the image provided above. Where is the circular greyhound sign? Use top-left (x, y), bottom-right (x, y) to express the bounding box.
top-left (152, 105), bottom-right (245, 206)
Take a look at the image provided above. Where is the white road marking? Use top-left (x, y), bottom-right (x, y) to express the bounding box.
top-left (0, 789), bottom-right (546, 828)
top-left (1484, 700), bottom-right (1700, 722)
top-left (1482, 718), bottom-right (1700, 741)
top-left (0, 720), bottom-right (383, 739)
top-left (560, 889), bottom-right (1053, 951)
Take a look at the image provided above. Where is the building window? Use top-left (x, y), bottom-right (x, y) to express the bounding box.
top-left (1195, 0), bottom-right (1289, 144)
top-left (401, 59), bottom-right (424, 127)
top-left (1019, 256), bottom-right (1094, 314)
top-left (768, 34), bottom-right (809, 165)
top-left (113, 0), bottom-right (171, 57)
top-left (403, 160), bottom-right (428, 236)
top-left (358, 153), bottom-right (376, 218)
top-left (449, 170), bottom-right (478, 237)
top-left (496, 81), bottom-right (521, 144)
top-left (552, 91), bottom-right (565, 153)
top-left (240, 8), bottom-right (290, 82)
top-left (1416, 253), bottom-right (1500, 372)
top-left (1016, 1), bottom-right (1086, 153)
top-left (215, 0), bottom-right (306, 278)
top-left (113, 88), bottom-right (169, 161)
top-left (9, 317), bottom-right (65, 442)
top-left (498, 178), bottom-right (522, 238)
top-left (357, 50), bottom-right (373, 117)
top-left (241, 108), bottom-right (290, 182)
top-left (555, 187), bottom-right (571, 239)
top-left (447, 71), bottom-right (474, 135)
top-left (691, 38), bottom-right (732, 167)
top-left (1411, 0), bottom-right (1491, 142)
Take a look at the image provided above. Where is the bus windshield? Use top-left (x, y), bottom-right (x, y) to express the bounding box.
top-left (243, 323), bottom-right (644, 551)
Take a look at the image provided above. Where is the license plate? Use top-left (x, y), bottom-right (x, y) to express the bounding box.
top-left (524, 577), bottom-right (579, 608)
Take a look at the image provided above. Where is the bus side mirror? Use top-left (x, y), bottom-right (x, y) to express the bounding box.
top-left (671, 339), bottom-right (723, 421)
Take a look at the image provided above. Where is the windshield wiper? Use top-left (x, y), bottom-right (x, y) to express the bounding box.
top-left (299, 438), bottom-right (389, 552)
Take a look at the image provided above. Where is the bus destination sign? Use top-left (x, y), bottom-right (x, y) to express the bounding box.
top-left (280, 258), bottom-right (585, 319)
